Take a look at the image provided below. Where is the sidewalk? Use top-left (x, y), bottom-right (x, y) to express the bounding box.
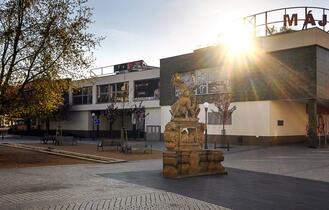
top-left (1, 136), bottom-right (329, 209)
top-left (1, 134), bottom-right (167, 151)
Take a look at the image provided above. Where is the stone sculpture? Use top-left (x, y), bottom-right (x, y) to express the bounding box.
top-left (163, 73), bottom-right (226, 178)
top-left (169, 73), bottom-right (200, 119)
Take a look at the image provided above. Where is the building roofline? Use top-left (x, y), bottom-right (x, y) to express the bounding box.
top-left (160, 28), bottom-right (329, 61)
top-left (257, 27), bottom-right (329, 52)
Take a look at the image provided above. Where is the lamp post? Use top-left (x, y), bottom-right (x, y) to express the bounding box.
top-left (204, 102), bottom-right (209, 149)
top-left (120, 83), bottom-right (128, 143)
top-left (91, 112), bottom-right (95, 140)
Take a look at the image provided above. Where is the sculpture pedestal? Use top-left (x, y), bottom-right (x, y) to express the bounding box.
top-left (163, 149), bottom-right (227, 178)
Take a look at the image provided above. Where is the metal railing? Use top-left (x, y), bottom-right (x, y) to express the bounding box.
top-left (89, 65), bottom-right (159, 78)
top-left (243, 6), bottom-right (329, 37)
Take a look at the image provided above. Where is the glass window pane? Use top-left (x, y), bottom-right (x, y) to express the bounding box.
top-left (82, 87), bottom-right (88, 95)
top-left (73, 88), bottom-right (82, 96)
top-left (73, 96), bottom-right (82, 105)
top-left (117, 83), bottom-right (124, 91)
top-left (87, 87), bottom-right (92, 95)
top-left (100, 85), bottom-right (108, 93)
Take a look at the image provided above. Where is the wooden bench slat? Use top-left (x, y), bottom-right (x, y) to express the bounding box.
top-left (97, 139), bottom-right (122, 151)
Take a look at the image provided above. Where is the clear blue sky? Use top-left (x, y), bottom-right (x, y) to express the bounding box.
top-left (87, 0), bottom-right (329, 68)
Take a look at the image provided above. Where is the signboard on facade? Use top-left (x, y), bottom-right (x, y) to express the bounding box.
top-left (284, 11), bottom-right (327, 28)
top-left (95, 119), bottom-right (100, 125)
top-left (114, 60), bottom-right (146, 73)
top-left (243, 7), bottom-right (329, 37)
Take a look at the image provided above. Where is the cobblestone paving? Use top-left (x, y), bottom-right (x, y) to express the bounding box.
top-left (0, 161), bottom-right (230, 210)
top-left (26, 192), bottom-right (226, 210)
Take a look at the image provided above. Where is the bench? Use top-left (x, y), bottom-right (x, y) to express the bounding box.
top-left (122, 141), bottom-right (152, 154)
top-left (40, 135), bottom-right (56, 144)
top-left (55, 136), bottom-right (78, 146)
top-left (65, 133), bottom-right (84, 141)
top-left (0, 128), bottom-right (9, 140)
top-left (97, 139), bottom-right (122, 151)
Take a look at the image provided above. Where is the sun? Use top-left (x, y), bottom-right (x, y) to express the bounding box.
top-left (222, 32), bottom-right (254, 54)
top-left (219, 20), bottom-right (256, 56)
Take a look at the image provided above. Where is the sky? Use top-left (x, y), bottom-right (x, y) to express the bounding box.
top-left (86, 0), bottom-right (329, 69)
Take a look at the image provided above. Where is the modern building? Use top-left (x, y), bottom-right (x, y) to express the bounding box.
top-left (49, 7), bottom-right (329, 145)
top-left (160, 27), bottom-right (329, 145)
top-left (48, 61), bottom-right (161, 140)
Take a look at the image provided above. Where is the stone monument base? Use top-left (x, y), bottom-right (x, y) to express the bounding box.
top-left (163, 149), bottom-right (227, 178)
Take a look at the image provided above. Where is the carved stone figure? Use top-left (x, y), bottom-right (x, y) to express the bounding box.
top-left (169, 73), bottom-right (200, 119)
top-left (163, 122), bottom-right (178, 150)
top-left (170, 89), bottom-right (192, 118)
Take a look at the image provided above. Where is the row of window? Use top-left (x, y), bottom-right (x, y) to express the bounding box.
top-left (72, 78), bottom-right (160, 105)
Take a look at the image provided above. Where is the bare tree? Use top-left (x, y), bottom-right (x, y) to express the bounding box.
top-left (212, 81), bottom-right (236, 150)
top-left (105, 102), bottom-right (120, 138)
top-left (130, 101), bottom-right (149, 140)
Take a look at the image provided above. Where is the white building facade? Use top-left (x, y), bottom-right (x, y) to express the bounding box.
top-left (50, 65), bottom-right (161, 140)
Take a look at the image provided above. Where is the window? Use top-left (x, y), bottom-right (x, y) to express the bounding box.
top-left (114, 82), bottom-right (129, 102)
top-left (72, 86), bottom-right (92, 105)
top-left (134, 78), bottom-right (160, 100)
top-left (97, 82), bottom-right (129, 103)
top-left (97, 84), bottom-right (109, 103)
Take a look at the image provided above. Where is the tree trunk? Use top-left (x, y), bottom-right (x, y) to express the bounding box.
top-left (109, 122), bottom-right (113, 138)
top-left (46, 117), bottom-right (50, 135)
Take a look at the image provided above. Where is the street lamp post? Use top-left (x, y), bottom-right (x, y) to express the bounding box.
top-left (204, 102), bottom-right (209, 149)
top-left (91, 112), bottom-right (95, 140)
top-left (96, 116), bottom-right (99, 140)
top-left (120, 83), bottom-right (128, 144)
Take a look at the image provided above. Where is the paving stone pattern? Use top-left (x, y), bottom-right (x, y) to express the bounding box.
top-left (0, 161), bottom-right (229, 210)
top-left (26, 192), bottom-right (227, 210)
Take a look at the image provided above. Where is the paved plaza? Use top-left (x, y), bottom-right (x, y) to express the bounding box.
top-left (0, 137), bottom-right (328, 210)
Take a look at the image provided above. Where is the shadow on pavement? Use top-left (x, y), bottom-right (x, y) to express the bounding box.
top-left (100, 167), bottom-right (329, 210)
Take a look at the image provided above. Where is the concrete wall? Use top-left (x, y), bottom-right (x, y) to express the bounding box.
top-left (161, 101), bottom-right (271, 136)
top-left (160, 106), bottom-right (172, 133)
top-left (49, 111), bottom-right (91, 131)
top-left (145, 108), bottom-right (161, 127)
top-left (208, 101), bottom-right (271, 137)
top-left (258, 28), bottom-right (329, 53)
top-left (161, 100), bottom-right (308, 139)
top-left (54, 107), bottom-right (161, 132)
top-left (269, 101), bottom-right (307, 136)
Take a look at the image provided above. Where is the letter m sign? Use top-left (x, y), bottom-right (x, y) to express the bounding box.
top-left (284, 14), bottom-right (298, 27)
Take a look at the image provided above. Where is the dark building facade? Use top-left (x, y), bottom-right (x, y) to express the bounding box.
top-left (160, 28), bottom-right (329, 145)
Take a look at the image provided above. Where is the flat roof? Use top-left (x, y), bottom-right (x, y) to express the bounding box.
top-left (258, 28), bottom-right (329, 52)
